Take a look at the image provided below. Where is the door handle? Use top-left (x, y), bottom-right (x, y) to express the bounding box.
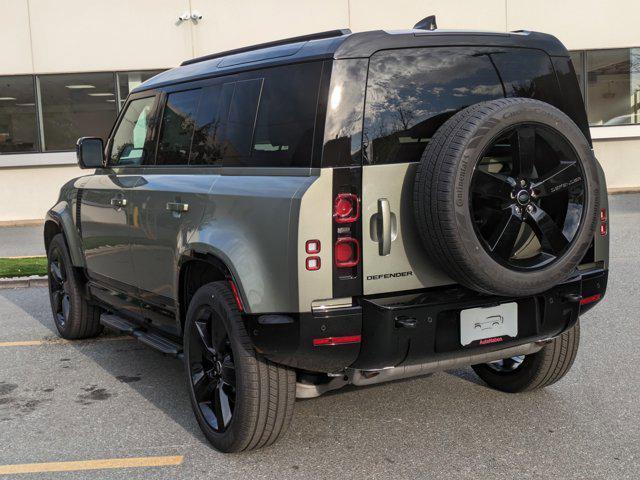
top-left (166, 202), bottom-right (189, 213)
top-left (110, 197), bottom-right (127, 209)
top-left (378, 198), bottom-right (391, 256)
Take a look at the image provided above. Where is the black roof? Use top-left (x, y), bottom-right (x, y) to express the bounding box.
top-left (133, 28), bottom-right (569, 93)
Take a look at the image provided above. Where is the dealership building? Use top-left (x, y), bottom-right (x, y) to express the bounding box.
top-left (1, 0), bottom-right (638, 222)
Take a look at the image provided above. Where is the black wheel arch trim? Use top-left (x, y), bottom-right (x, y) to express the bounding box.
top-left (44, 202), bottom-right (85, 268)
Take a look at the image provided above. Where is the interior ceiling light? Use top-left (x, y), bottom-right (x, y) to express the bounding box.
top-left (17, 103), bottom-right (35, 106)
top-left (65, 85), bottom-right (95, 89)
top-left (88, 92), bottom-right (114, 97)
top-left (0, 97), bottom-right (17, 101)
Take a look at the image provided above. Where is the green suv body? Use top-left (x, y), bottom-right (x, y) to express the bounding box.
top-left (45, 26), bottom-right (609, 452)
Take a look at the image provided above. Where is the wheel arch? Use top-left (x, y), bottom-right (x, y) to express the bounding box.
top-left (177, 249), bottom-right (245, 333)
top-left (44, 202), bottom-right (85, 267)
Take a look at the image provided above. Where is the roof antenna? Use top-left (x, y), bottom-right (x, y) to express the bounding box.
top-left (414, 15), bottom-right (437, 31)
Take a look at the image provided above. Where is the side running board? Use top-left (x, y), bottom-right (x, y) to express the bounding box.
top-left (100, 313), bottom-right (182, 358)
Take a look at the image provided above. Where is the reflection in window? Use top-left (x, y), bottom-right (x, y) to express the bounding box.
top-left (586, 48), bottom-right (640, 125)
top-left (224, 79), bottom-right (262, 163)
top-left (364, 47), bottom-right (503, 165)
top-left (0, 75), bottom-right (38, 153)
top-left (322, 59), bottom-right (368, 167)
top-left (491, 49), bottom-right (560, 107)
top-left (39, 73), bottom-right (116, 151)
top-left (117, 70), bottom-right (164, 110)
top-left (110, 96), bottom-right (155, 166)
top-left (156, 89), bottom-right (201, 166)
top-left (190, 85), bottom-right (224, 166)
top-left (251, 62), bottom-right (321, 168)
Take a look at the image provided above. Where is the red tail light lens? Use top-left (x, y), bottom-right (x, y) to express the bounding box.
top-left (334, 193), bottom-right (360, 224)
top-left (306, 256), bottom-right (321, 271)
top-left (305, 239), bottom-right (321, 254)
top-left (600, 208), bottom-right (607, 222)
top-left (335, 237), bottom-right (360, 268)
top-left (600, 223), bottom-right (607, 236)
top-left (313, 335), bottom-right (361, 347)
top-left (580, 293), bottom-right (601, 306)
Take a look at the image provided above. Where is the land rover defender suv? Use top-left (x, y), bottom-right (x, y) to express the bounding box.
top-left (45, 24), bottom-right (609, 452)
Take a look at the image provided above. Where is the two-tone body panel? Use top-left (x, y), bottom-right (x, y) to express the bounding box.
top-left (44, 27), bottom-right (609, 375)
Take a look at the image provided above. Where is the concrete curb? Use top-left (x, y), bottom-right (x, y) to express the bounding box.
top-left (0, 276), bottom-right (48, 289)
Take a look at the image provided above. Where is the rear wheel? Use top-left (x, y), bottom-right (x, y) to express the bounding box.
top-left (184, 281), bottom-right (295, 452)
top-left (472, 322), bottom-right (580, 392)
top-left (47, 233), bottom-right (102, 339)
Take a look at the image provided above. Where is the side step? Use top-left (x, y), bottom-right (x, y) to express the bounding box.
top-left (100, 313), bottom-right (183, 358)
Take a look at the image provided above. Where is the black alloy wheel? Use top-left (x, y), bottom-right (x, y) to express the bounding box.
top-left (48, 245), bottom-right (72, 329)
top-left (470, 124), bottom-right (586, 270)
top-left (184, 281), bottom-right (296, 452)
top-left (187, 305), bottom-right (237, 433)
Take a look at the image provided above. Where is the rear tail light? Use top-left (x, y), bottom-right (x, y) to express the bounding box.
top-left (334, 237), bottom-right (360, 268)
top-left (600, 208), bottom-right (607, 236)
top-left (305, 240), bottom-right (321, 254)
top-left (580, 293), bottom-right (601, 306)
top-left (333, 193), bottom-right (360, 224)
top-left (312, 335), bottom-right (361, 347)
top-left (306, 256), bottom-right (321, 271)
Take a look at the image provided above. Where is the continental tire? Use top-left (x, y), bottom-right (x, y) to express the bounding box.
top-left (47, 233), bottom-right (103, 339)
top-left (472, 321), bottom-right (580, 392)
top-left (184, 281), bottom-right (296, 452)
top-left (414, 98), bottom-right (599, 296)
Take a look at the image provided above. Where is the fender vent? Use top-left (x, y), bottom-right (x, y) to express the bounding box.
top-left (75, 189), bottom-right (83, 236)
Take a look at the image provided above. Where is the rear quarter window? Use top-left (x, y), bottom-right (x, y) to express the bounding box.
top-left (212, 62), bottom-right (322, 168)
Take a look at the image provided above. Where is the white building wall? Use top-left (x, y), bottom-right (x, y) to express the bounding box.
top-left (1, 0), bottom-right (639, 222)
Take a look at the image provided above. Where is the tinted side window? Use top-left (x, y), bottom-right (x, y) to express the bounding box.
top-left (251, 62), bottom-right (322, 168)
top-left (109, 96), bottom-right (156, 167)
top-left (492, 49), bottom-right (561, 107)
top-left (223, 79), bottom-right (263, 164)
top-left (364, 48), bottom-right (503, 165)
top-left (156, 89), bottom-right (201, 166)
top-left (190, 85), bottom-right (224, 166)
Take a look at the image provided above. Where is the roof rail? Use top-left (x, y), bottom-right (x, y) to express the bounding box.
top-left (181, 29), bottom-right (352, 66)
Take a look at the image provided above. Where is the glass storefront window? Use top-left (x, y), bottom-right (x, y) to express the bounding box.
top-left (117, 71), bottom-right (164, 109)
top-left (585, 48), bottom-right (640, 126)
top-left (0, 75), bottom-right (38, 153)
top-left (569, 51), bottom-right (584, 99)
top-left (39, 72), bottom-right (117, 150)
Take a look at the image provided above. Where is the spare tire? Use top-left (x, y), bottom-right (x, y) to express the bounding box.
top-left (414, 98), bottom-right (600, 296)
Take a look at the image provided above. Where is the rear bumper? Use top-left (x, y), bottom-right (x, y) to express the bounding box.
top-left (246, 269), bottom-right (608, 373)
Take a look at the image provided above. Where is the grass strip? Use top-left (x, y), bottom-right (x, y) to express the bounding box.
top-left (0, 256), bottom-right (47, 279)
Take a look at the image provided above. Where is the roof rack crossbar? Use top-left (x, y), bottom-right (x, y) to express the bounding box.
top-left (181, 29), bottom-right (352, 66)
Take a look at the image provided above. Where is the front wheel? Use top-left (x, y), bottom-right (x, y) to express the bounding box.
top-left (47, 233), bottom-right (102, 339)
top-left (472, 321), bottom-right (580, 393)
top-left (184, 281), bottom-right (296, 452)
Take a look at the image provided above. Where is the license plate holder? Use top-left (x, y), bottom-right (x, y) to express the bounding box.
top-left (460, 302), bottom-right (518, 346)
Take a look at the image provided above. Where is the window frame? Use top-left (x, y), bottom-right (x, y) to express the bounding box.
top-left (105, 91), bottom-right (160, 169)
top-left (151, 87), bottom-right (204, 167)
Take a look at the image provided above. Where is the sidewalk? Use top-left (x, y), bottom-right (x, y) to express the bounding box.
top-left (0, 225), bottom-right (44, 258)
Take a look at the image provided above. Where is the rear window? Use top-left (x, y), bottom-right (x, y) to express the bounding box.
top-left (363, 47), bottom-right (562, 165)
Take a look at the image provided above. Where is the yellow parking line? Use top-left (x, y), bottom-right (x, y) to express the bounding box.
top-left (0, 455), bottom-right (183, 475)
top-left (0, 336), bottom-right (133, 348)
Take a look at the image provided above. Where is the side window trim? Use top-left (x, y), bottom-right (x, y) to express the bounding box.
top-left (151, 86), bottom-right (204, 167)
top-left (106, 92), bottom-right (160, 168)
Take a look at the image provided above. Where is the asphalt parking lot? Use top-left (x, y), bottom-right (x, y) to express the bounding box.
top-left (0, 194), bottom-right (639, 479)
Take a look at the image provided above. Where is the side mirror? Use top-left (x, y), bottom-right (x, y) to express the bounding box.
top-left (76, 137), bottom-right (104, 169)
